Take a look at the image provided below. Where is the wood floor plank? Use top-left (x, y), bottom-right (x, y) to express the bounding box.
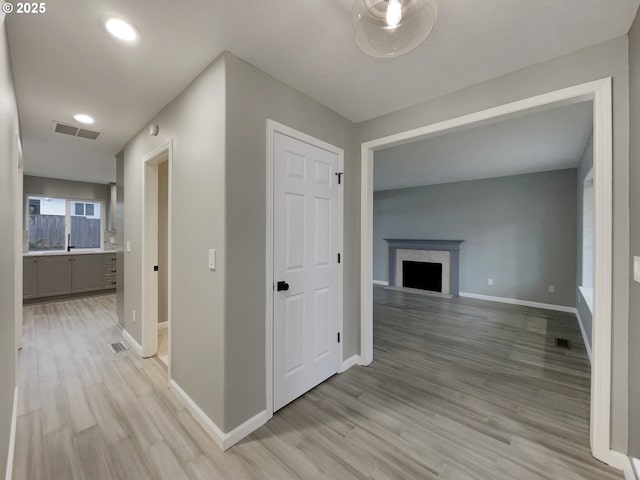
top-left (13, 290), bottom-right (623, 480)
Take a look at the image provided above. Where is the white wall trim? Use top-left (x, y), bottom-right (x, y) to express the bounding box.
top-left (340, 354), bottom-right (361, 373)
top-left (606, 451), bottom-right (637, 480)
top-left (632, 458), bottom-right (640, 480)
top-left (266, 119), bottom-right (345, 420)
top-left (373, 280), bottom-right (389, 286)
top-left (4, 387), bottom-right (18, 480)
top-left (575, 307), bottom-right (593, 365)
top-left (458, 292), bottom-right (576, 313)
top-left (360, 77), bottom-right (614, 466)
top-left (122, 328), bottom-right (142, 357)
top-left (157, 321), bottom-right (168, 330)
top-left (141, 141), bottom-right (173, 381)
top-left (169, 380), bottom-right (268, 451)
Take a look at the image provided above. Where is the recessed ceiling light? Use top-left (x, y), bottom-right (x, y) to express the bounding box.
top-left (105, 17), bottom-right (139, 43)
top-left (73, 114), bottom-right (94, 124)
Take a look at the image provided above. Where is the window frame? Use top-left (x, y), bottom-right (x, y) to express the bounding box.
top-left (25, 194), bottom-right (105, 252)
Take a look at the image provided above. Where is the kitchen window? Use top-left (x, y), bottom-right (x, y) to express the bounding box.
top-left (27, 196), bottom-right (104, 252)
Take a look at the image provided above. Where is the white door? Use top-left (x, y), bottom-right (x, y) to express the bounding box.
top-left (273, 131), bottom-right (342, 412)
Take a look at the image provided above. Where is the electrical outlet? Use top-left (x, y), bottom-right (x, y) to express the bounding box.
top-left (548, 285), bottom-right (556, 293)
top-left (132, 310), bottom-right (136, 323)
top-left (488, 278), bottom-right (493, 286)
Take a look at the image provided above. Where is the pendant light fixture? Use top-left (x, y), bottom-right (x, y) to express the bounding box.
top-left (353, 0), bottom-right (436, 58)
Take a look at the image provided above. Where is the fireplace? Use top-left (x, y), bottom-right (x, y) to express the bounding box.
top-left (402, 261), bottom-right (443, 292)
top-left (385, 239), bottom-right (464, 295)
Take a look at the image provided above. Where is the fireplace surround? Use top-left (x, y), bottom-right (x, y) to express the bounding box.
top-left (385, 239), bottom-right (464, 295)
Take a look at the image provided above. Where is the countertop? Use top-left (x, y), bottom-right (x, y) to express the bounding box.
top-left (23, 249), bottom-right (118, 257)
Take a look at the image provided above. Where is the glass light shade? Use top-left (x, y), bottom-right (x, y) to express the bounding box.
top-left (353, 0), bottom-right (436, 58)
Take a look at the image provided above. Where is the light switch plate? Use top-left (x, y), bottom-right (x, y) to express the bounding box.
top-left (126, 240), bottom-right (131, 253)
top-left (634, 257), bottom-right (640, 283)
top-left (208, 249), bottom-right (216, 271)
top-left (487, 278), bottom-right (493, 286)
top-left (548, 285), bottom-right (556, 293)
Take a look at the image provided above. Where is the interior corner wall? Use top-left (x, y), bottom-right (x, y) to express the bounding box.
top-left (358, 35), bottom-right (630, 452)
top-left (576, 136), bottom-right (594, 347)
top-left (23, 175), bottom-right (110, 203)
top-left (0, 13), bottom-right (19, 478)
top-left (373, 169), bottom-right (578, 307)
top-left (115, 150), bottom-right (125, 327)
top-left (576, 136), bottom-right (594, 285)
top-left (223, 52), bottom-right (359, 432)
top-left (122, 54), bottom-right (227, 428)
top-left (628, 5), bottom-right (640, 458)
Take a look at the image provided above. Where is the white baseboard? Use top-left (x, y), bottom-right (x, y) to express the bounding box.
top-left (458, 292), bottom-right (577, 314)
top-left (340, 354), bottom-right (361, 373)
top-left (632, 458), bottom-right (640, 480)
top-left (373, 280), bottom-right (389, 286)
top-left (605, 450), bottom-right (638, 480)
top-left (169, 380), bottom-right (269, 451)
top-left (157, 322), bottom-right (168, 330)
top-left (574, 308), bottom-right (593, 365)
top-left (5, 387), bottom-right (18, 480)
top-left (122, 329), bottom-right (142, 357)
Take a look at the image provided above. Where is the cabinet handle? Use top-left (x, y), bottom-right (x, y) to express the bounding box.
top-left (111, 281), bottom-right (117, 285)
top-left (111, 257), bottom-right (116, 261)
top-left (111, 269), bottom-right (116, 273)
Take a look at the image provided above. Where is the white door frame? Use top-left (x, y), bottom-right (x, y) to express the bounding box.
top-left (14, 133), bottom-right (23, 361)
top-left (359, 78), bottom-right (620, 468)
top-left (265, 120), bottom-right (344, 418)
top-left (141, 140), bottom-right (173, 380)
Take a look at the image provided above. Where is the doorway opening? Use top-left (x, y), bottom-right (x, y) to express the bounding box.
top-left (360, 79), bottom-right (618, 467)
top-left (142, 141), bottom-right (173, 379)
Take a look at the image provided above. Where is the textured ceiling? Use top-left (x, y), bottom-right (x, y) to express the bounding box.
top-left (6, 0), bottom-right (638, 183)
top-left (374, 102), bottom-right (593, 191)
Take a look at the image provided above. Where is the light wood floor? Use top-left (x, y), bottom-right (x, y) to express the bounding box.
top-left (12, 289), bottom-right (622, 479)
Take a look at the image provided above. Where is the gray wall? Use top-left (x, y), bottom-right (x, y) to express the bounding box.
top-left (576, 136), bottom-right (594, 286)
top-left (628, 6), bottom-right (640, 459)
top-left (121, 51), bottom-right (359, 433)
top-left (115, 150), bottom-right (125, 326)
top-left (0, 14), bottom-right (19, 478)
top-left (123, 55), bottom-right (227, 427)
top-left (358, 35), bottom-right (630, 452)
top-left (576, 289), bottom-right (592, 350)
top-left (373, 170), bottom-right (577, 307)
top-left (223, 53), bottom-right (358, 431)
top-left (576, 136), bottom-right (594, 348)
top-left (157, 161), bottom-right (168, 326)
top-left (23, 175), bottom-right (110, 202)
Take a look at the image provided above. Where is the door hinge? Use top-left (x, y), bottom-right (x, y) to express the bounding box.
top-left (337, 332), bottom-right (341, 343)
top-left (335, 172), bottom-right (344, 185)
top-left (337, 253), bottom-right (341, 264)
top-left (153, 265), bottom-right (159, 272)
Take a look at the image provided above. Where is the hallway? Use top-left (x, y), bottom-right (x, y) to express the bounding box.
top-left (13, 291), bottom-right (623, 479)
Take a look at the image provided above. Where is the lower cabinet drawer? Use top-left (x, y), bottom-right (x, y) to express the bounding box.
top-left (103, 274), bottom-right (117, 289)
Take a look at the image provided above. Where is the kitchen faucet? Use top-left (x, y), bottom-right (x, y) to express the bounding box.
top-left (67, 233), bottom-right (76, 252)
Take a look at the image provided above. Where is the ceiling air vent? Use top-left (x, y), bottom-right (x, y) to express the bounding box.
top-left (77, 129), bottom-right (100, 140)
top-left (52, 121), bottom-right (101, 140)
top-left (54, 122), bottom-right (78, 136)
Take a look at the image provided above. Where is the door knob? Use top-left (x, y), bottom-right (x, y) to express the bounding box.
top-left (277, 281), bottom-right (290, 292)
